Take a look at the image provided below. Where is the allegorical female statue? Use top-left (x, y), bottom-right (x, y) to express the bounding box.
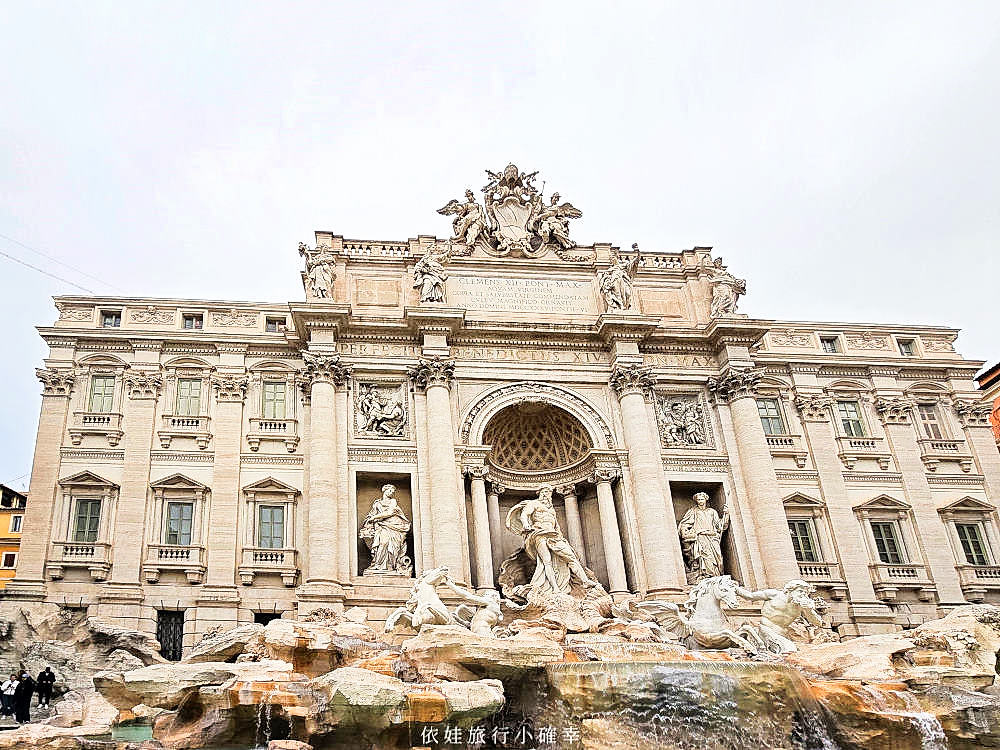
top-left (599, 245), bottom-right (640, 312)
top-left (505, 485), bottom-right (596, 596)
top-left (678, 491), bottom-right (730, 582)
top-left (412, 249), bottom-right (448, 303)
top-left (359, 484), bottom-right (412, 575)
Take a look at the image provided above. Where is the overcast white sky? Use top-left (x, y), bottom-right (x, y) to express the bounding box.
top-left (0, 2), bottom-right (997, 490)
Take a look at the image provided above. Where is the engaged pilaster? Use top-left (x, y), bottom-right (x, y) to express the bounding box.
top-left (409, 356), bottom-right (467, 582)
top-left (953, 400), bottom-right (1000, 499)
top-left (610, 363), bottom-right (685, 594)
top-left (709, 367), bottom-right (800, 585)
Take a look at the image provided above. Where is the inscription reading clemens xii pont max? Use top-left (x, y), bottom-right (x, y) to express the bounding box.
top-left (448, 276), bottom-right (595, 314)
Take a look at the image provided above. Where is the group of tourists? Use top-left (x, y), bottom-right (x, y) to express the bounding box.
top-left (1, 665), bottom-right (55, 723)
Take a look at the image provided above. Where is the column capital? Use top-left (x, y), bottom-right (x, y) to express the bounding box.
top-left (408, 356), bottom-right (455, 390)
top-left (555, 483), bottom-right (578, 497)
top-left (793, 392), bottom-right (833, 422)
top-left (953, 400), bottom-right (993, 428)
top-left (489, 482), bottom-right (506, 496)
top-left (609, 363), bottom-right (655, 398)
top-left (35, 367), bottom-right (75, 397)
top-left (464, 465), bottom-right (489, 480)
top-left (124, 370), bottom-right (163, 400)
top-left (302, 351), bottom-right (352, 387)
top-left (212, 373), bottom-right (249, 403)
top-left (592, 467), bottom-right (621, 483)
top-left (707, 367), bottom-right (762, 403)
top-left (873, 396), bottom-right (915, 425)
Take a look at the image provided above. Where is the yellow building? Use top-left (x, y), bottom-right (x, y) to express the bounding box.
top-left (0, 484), bottom-right (27, 589)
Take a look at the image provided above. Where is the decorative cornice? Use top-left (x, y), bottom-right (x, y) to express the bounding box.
top-left (707, 368), bottom-right (762, 403)
top-left (123, 371), bottom-right (163, 400)
top-left (36, 368), bottom-right (75, 397)
top-left (874, 396), bottom-right (915, 425)
top-left (793, 392), bottom-right (833, 422)
top-left (130, 340), bottom-right (164, 352)
top-left (407, 356), bottom-right (455, 390)
top-left (301, 351), bottom-right (352, 387)
top-left (953, 400), bottom-right (993, 428)
top-left (609, 363), bottom-right (656, 398)
top-left (211, 373), bottom-right (249, 403)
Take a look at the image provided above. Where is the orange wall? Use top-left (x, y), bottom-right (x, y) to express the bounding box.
top-left (0, 509), bottom-right (24, 589)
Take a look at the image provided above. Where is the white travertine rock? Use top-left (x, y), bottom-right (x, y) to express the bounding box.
top-left (787, 633), bottom-right (915, 681)
top-left (184, 622), bottom-right (265, 663)
top-left (401, 624), bottom-right (564, 679)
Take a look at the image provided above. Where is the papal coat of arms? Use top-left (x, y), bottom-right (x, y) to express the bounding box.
top-left (438, 163), bottom-right (585, 259)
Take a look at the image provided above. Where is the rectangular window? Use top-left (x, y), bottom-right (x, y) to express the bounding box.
top-left (100, 310), bottom-right (121, 328)
top-left (265, 316), bottom-right (286, 333)
top-left (837, 400), bottom-right (866, 437)
top-left (757, 398), bottom-right (786, 435)
top-left (820, 337), bottom-right (841, 353)
top-left (73, 499), bottom-right (102, 543)
top-left (956, 523), bottom-right (990, 566)
top-left (917, 403), bottom-right (945, 440)
top-left (258, 505), bottom-right (285, 549)
top-left (165, 502), bottom-right (194, 546)
top-left (9, 515), bottom-right (22, 533)
top-left (175, 378), bottom-right (202, 416)
top-left (89, 375), bottom-right (116, 413)
top-left (262, 382), bottom-right (286, 419)
top-left (898, 339), bottom-right (916, 356)
top-left (1, 553), bottom-right (15, 569)
top-left (870, 521), bottom-right (905, 564)
top-left (182, 314), bottom-right (203, 330)
top-left (788, 520), bottom-right (820, 562)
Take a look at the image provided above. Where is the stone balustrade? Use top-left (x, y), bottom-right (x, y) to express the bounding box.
top-left (868, 562), bottom-right (936, 602)
top-left (69, 411), bottom-right (124, 447)
top-left (46, 540), bottom-right (112, 581)
top-left (955, 563), bottom-right (1000, 602)
top-left (141, 544), bottom-right (207, 584)
top-left (917, 438), bottom-right (973, 473)
top-left (247, 417), bottom-right (300, 452)
top-left (238, 547), bottom-right (299, 587)
top-left (835, 435), bottom-right (892, 470)
top-left (765, 433), bottom-right (809, 468)
top-left (157, 414), bottom-right (212, 449)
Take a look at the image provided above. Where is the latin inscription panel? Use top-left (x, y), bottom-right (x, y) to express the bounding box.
top-left (448, 276), bottom-right (597, 314)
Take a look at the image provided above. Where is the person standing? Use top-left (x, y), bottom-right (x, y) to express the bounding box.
top-left (13, 670), bottom-right (33, 723)
top-left (0, 674), bottom-right (16, 716)
top-left (36, 667), bottom-right (55, 708)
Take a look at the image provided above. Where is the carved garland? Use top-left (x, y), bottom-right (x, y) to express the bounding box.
top-left (211, 309), bottom-right (259, 327)
top-left (129, 306), bottom-right (174, 324)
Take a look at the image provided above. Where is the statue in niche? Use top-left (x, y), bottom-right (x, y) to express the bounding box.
top-left (359, 484), bottom-right (413, 576)
top-left (298, 242), bottom-right (336, 300)
top-left (412, 248), bottom-right (449, 303)
top-left (503, 485), bottom-right (597, 597)
top-left (437, 189), bottom-right (489, 248)
top-left (599, 244), bottom-right (640, 312)
top-left (706, 257), bottom-right (747, 317)
top-left (357, 384), bottom-right (406, 437)
top-left (658, 397), bottom-right (706, 446)
top-left (678, 491), bottom-right (730, 583)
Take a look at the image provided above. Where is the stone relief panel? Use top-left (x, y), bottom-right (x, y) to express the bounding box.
top-left (654, 392), bottom-right (713, 449)
top-left (845, 332), bottom-right (890, 350)
top-left (212, 309), bottom-right (259, 328)
top-left (353, 277), bottom-right (402, 307)
top-left (56, 303), bottom-right (94, 322)
top-left (355, 382), bottom-right (409, 438)
top-left (129, 306), bottom-right (174, 324)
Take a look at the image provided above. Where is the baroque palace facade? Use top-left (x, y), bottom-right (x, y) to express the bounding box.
top-left (7, 164), bottom-right (999, 658)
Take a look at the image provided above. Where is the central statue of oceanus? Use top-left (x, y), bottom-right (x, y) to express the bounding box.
top-left (438, 163), bottom-right (584, 259)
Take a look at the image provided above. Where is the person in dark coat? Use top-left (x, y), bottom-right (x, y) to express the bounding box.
top-left (36, 667), bottom-right (55, 707)
top-left (13, 671), bottom-right (34, 723)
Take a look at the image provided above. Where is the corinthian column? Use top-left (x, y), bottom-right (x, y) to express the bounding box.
top-left (557, 483), bottom-right (587, 566)
top-left (593, 468), bottom-right (629, 595)
top-left (6, 369), bottom-right (76, 599)
top-left (954, 401), bottom-right (1000, 499)
top-left (610, 363), bottom-right (685, 594)
top-left (709, 368), bottom-right (799, 585)
top-left (409, 357), bottom-right (467, 582)
top-left (465, 466), bottom-right (494, 590)
top-left (486, 481), bottom-right (505, 575)
top-left (301, 352), bottom-right (351, 595)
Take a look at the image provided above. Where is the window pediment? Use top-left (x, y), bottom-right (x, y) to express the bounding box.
top-left (150, 473), bottom-right (210, 493)
top-left (242, 476), bottom-right (300, 495)
top-left (939, 497), bottom-right (995, 514)
top-left (783, 492), bottom-right (824, 508)
top-left (854, 494), bottom-right (911, 512)
top-left (59, 470), bottom-right (118, 490)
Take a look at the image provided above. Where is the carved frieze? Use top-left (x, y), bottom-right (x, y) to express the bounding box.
top-left (874, 397), bottom-right (916, 425)
top-left (211, 374), bottom-right (249, 403)
top-left (794, 393), bottom-right (834, 422)
top-left (770, 330), bottom-right (814, 348)
top-left (609, 363), bottom-right (656, 398)
top-left (953, 400), bottom-right (993, 428)
top-left (211, 309), bottom-right (259, 328)
top-left (707, 368), bottom-right (761, 403)
top-left (301, 352), bottom-right (351, 387)
top-left (591, 467), bottom-right (621, 484)
top-left (55, 303), bottom-right (94, 322)
top-left (124, 371), bottom-right (162, 400)
top-left (355, 382), bottom-right (408, 438)
top-left (654, 393), bottom-right (710, 448)
top-left (36, 368), bottom-right (75, 397)
top-left (129, 306), bottom-right (174, 324)
top-left (922, 337), bottom-right (957, 353)
top-left (408, 357), bottom-right (455, 390)
top-left (846, 332), bottom-right (891, 350)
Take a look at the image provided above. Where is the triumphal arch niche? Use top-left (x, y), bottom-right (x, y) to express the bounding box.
top-left (15, 160), bottom-right (996, 651)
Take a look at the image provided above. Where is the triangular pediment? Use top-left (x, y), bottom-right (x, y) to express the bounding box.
top-left (58, 470), bottom-right (118, 489)
top-left (940, 496), bottom-right (995, 513)
top-left (150, 473), bottom-right (209, 492)
top-left (854, 494), bottom-right (911, 512)
top-left (783, 492), bottom-right (824, 507)
top-left (242, 476), bottom-right (300, 494)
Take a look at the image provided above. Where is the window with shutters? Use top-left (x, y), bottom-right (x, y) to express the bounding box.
top-left (837, 400), bottom-right (866, 437)
top-left (917, 403), bottom-right (945, 440)
top-left (89, 376), bottom-right (116, 413)
top-left (258, 505), bottom-right (285, 549)
top-left (870, 521), bottom-right (905, 564)
top-left (787, 520), bottom-right (820, 562)
top-left (165, 502), bottom-right (194, 546)
top-left (73, 499), bottom-right (102, 543)
top-left (955, 523), bottom-right (991, 566)
top-left (262, 382), bottom-right (286, 419)
top-left (756, 398), bottom-right (787, 436)
top-left (175, 378), bottom-right (202, 416)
